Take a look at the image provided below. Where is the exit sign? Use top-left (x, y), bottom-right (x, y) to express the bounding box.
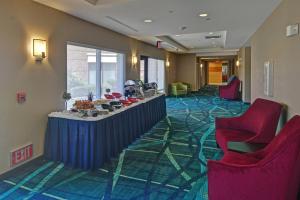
top-left (10, 144), bottom-right (33, 167)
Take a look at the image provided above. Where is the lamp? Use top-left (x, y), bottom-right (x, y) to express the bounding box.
top-left (33, 39), bottom-right (47, 61)
top-left (132, 55), bottom-right (138, 66)
top-left (166, 60), bottom-right (170, 67)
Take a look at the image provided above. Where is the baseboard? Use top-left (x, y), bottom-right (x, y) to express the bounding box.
top-left (0, 153), bottom-right (43, 177)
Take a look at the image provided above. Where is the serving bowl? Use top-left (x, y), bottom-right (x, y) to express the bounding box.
top-left (128, 97), bottom-right (138, 103)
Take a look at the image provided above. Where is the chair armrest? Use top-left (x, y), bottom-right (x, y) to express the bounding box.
top-left (171, 85), bottom-right (177, 95)
top-left (178, 84), bottom-right (188, 91)
top-left (183, 82), bottom-right (192, 89)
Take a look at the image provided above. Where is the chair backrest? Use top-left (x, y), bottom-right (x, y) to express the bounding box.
top-left (227, 75), bottom-right (237, 84)
top-left (259, 116), bottom-right (300, 199)
top-left (240, 98), bottom-right (282, 142)
top-left (182, 82), bottom-right (192, 88)
top-left (230, 78), bottom-right (241, 96)
top-left (229, 78), bottom-right (240, 87)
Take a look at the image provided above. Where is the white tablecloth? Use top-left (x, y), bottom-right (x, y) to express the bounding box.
top-left (48, 94), bottom-right (165, 121)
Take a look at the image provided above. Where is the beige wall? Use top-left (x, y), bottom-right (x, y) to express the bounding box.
top-left (176, 54), bottom-right (197, 91)
top-left (166, 52), bottom-right (177, 88)
top-left (195, 59), bottom-right (206, 89)
top-left (197, 59), bottom-right (206, 89)
top-left (0, 0), bottom-right (176, 174)
top-left (251, 0), bottom-right (300, 118)
top-left (237, 47), bottom-right (251, 102)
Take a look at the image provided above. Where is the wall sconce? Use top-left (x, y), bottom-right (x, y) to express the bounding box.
top-left (166, 60), bottom-right (170, 67)
top-left (33, 39), bottom-right (47, 61)
top-left (200, 63), bottom-right (203, 68)
top-left (132, 55), bottom-right (138, 67)
top-left (236, 60), bottom-right (240, 67)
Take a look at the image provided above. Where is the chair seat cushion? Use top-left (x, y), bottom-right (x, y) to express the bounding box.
top-left (216, 129), bottom-right (256, 151)
top-left (221, 151), bottom-right (260, 165)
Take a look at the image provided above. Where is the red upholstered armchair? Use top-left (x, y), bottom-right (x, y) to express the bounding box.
top-left (216, 98), bottom-right (282, 152)
top-left (208, 116), bottom-right (300, 200)
top-left (219, 78), bottom-right (241, 100)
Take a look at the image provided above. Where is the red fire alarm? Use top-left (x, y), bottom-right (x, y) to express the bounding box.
top-left (17, 92), bottom-right (26, 104)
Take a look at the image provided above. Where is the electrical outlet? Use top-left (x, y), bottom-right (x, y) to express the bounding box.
top-left (286, 24), bottom-right (299, 37)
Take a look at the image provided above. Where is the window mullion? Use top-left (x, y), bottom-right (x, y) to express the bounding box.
top-left (96, 50), bottom-right (101, 98)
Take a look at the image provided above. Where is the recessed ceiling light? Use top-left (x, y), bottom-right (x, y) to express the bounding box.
top-left (199, 13), bottom-right (208, 17)
top-left (209, 32), bottom-right (214, 35)
top-left (144, 19), bottom-right (153, 23)
top-left (175, 35), bottom-right (181, 37)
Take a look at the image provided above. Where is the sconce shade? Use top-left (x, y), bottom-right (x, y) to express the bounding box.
top-left (166, 60), bottom-right (170, 67)
top-left (33, 39), bottom-right (47, 60)
top-left (132, 56), bottom-right (138, 65)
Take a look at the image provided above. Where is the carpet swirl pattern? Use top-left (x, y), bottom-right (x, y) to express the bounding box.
top-left (0, 86), bottom-right (249, 200)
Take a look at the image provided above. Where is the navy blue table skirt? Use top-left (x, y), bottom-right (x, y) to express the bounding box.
top-left (44, 95), bottom-right (166, 170)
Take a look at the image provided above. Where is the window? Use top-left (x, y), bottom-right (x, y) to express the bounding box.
top-left (100, 51), bottom-right (124, 95)
top-left (148, 58), bottom-right (165, 92)
top-left (140, 56), bottom-right (165, 92)
top-left (67, 44), bottom-right (124, 105)
top-left (140, 59), bottom-right (145, 83)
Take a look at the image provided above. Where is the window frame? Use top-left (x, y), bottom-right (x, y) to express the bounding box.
top-left (66, 41), bottom-right (126, 99)
top-left (140, 55), bottom-right (166, 92)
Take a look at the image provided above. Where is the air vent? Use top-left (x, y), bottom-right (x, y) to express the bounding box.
top-left (84, 0), bottom-right (132, 6)
top-left (205, 35), bottom-right (221, 39)
top-left (84, 0), bottom-right (98, 5)
top-left (106, 16), bottom-right (138, 32)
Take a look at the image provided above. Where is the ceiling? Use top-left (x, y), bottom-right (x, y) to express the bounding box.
top-left (33, 0), bottom-right (282, 54)
top-left (171, 31), bottom-right (227, 49)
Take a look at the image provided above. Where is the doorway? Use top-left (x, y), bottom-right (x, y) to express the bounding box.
top-left (197, 56), bottom-right (237, 87)
top-left (208, 61), bottom-right (223, 85)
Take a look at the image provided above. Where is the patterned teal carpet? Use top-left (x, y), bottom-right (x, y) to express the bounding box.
top-left (0, 86), bottom-right (249, 200)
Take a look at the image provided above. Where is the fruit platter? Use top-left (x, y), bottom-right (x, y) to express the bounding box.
top-left (93, 99), bottom-right (109, 106)
top-left (74, 100), bottom-right (95, 110)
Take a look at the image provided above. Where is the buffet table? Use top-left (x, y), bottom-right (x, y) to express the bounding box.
top-left (44, 94), bottom-right (166, 170)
